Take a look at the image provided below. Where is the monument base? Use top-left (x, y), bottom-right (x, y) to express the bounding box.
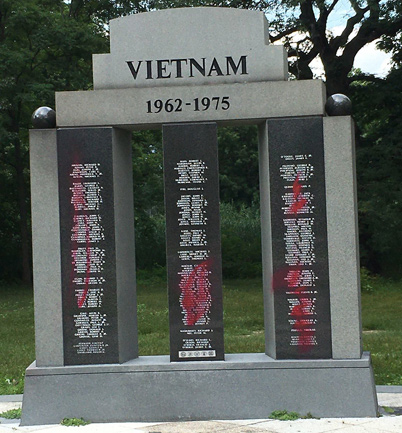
top-left (21, 352), bottom-right (378, 425)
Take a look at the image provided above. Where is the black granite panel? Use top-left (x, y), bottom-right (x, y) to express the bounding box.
top-left (163, 123), bottom-right (224, 362)
top-left (268, 117), bottom-right (332, 359)
top-left (58, 128), bottom-right (119, 365)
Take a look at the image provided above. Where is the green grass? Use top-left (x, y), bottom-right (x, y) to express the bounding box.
top-left (361, 277), bottom-right (402, 385)
top-left (137, 274), bottom-right (265, 355)
top-left (0, 284), bottom-right (34, 395)
top-left (0, 273), bottom-right (401, 395)
top-left (0, 408), bottom-right (22, 419)
top-left (137, 271), bottom-right (170, 355)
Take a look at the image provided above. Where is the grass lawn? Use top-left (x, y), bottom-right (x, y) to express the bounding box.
top-left (0, 284), bottom-right (34, 395)
top-left (0, 273), bottom-right (401, 395)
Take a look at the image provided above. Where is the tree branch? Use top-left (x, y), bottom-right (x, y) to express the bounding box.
top-left (330, 5), bottom-right (370, 52)
top-left (342, 12), bottom-right (402, 72)
top-left (300, 0), bottom-right (329, 56)
top-left (316, 0), bottom-right (340, 28)
top-left (328, 0), bottom-right (340, 16)
top-left (269, 26), bottom-right (299, 43)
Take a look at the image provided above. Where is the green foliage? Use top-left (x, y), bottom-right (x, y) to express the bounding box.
top-left (382, 406), bottom-right (395, 414)
top-left (351, 66), bottom-right (402, 276)
top-left (268, 409), bottom-right (318, 420)
top-left (0, 408), bottom-right (22, 419)
top-left (131, 125), bottom-right (262, 275)
top-left (360, 268), bottom-right (377, 293)
top-left (133, 201), bottom-right (262, 277)
top-left (269, 410), bottom-right (301, 421)
top-left (132, 130), bottom-right (166, 269)
top-left (147, 1), bottom-right (270, 10)
top-left (220, 203), bottom-right (262, 278)
top-left (0, 0), bottom-right (109, 282)
top-left (218, 126), bottom-right (259, 206)
top-left (61, 417), bottom-right (90, 427)
top-left (0, 165), bottom-right (22, 281)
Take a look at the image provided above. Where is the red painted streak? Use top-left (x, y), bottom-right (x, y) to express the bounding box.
top-left (77, 215), bottom-right (91, 309)
top-left (272, 172), bottom-right (315, 354)
top-left (70, 161), bottom-right (91, 309)
top-left (289, 174), bottom-right (307, 214)
top-left (180, 260), bottom-right (211, 326)
top-left (289, 173), bottom-right (313, 352)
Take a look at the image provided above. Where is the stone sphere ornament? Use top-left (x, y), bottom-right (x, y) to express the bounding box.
top-left (31, 106), bottom-right (56, 129)
top-left (325, 94), bottom-right (352, 116)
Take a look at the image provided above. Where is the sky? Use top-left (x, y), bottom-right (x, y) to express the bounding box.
top-left (352, 40), bottom-right (392, 76)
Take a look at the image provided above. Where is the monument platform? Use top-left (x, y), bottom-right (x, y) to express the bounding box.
top-left (21, 352), bottom-right (377, 425)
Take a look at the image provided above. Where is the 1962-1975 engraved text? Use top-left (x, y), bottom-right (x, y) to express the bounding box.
top-left (146, 96), bottom-right (230, 113)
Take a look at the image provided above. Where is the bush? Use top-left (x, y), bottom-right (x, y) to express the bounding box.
top-left (134, 202), bottom-right (262, 278)
top-left (134, 212), bottom-right (166, 269)
top-left (220, 202), bottom-right (262, 278)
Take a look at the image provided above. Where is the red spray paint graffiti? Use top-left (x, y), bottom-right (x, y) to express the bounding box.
top-left (69, 163), bottom-right (92, 309)
top-left (289, 173), bottom-right (307, 214)
top-left (179, 259), bottom-right (212, 326)
top-left (273, 173), bottom-right (315, 354)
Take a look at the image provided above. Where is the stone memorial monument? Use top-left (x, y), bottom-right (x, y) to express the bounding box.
top-left (22, 7), bottom-right (378, 425)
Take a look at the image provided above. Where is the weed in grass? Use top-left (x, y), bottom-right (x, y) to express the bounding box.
top-left (269, 410), bottom-right (318, 421)
top-left (269, 410), bottom-right (301, 421)
top-left (382, 406), bottom-right (395, 414)
top-left (0, 408), bottom-right (21, 419)
top-left (360, 268), bottom-right (377, 293)
top-left (61, 417), bottom-right (90, 426)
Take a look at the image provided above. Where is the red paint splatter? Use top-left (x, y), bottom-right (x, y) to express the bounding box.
top-left (272, 172), bottom-right (316, 354)
top-left (289, 174), bottom-right (307, 214)
top-left (180, 260), bottom-right (212, 326)
top-left (77, 215), bottom-right (91, 309)
top-left (69, 159), bottom-right (91, 309)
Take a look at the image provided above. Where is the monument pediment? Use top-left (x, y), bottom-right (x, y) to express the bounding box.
top-left (93, 7), bottom-right (288, 89)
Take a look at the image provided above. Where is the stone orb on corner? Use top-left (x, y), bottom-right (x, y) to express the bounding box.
top-left (325, 94), bottom-right (352, 116)
top-left (32, 106), bottom-right (56, 129)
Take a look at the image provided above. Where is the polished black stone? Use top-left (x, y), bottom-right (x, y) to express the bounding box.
top-left (163, 123), bottom-right (224, 362)
top-left (58, 128), bottom-right (119, 365)
top-left (325, 94), bottom-right (352, 116)
top-left (268, 117), bottom-right (332, 359)
top-left (32, 107), bottom-right (56, 129)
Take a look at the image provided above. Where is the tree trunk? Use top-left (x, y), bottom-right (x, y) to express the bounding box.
top-left (323, 57), bottom-right (353, 97)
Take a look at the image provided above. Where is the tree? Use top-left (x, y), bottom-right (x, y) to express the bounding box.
top-left (0, 0), bottom-right (109, 284)
top-left (1, 0), bottom-right (402, 282)
top-left (218, 127), bottom-right (259, 206)
top-left (350, 66), bottom-right (402, 276)
top-left (265, 1), bottom-right (402, 96)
